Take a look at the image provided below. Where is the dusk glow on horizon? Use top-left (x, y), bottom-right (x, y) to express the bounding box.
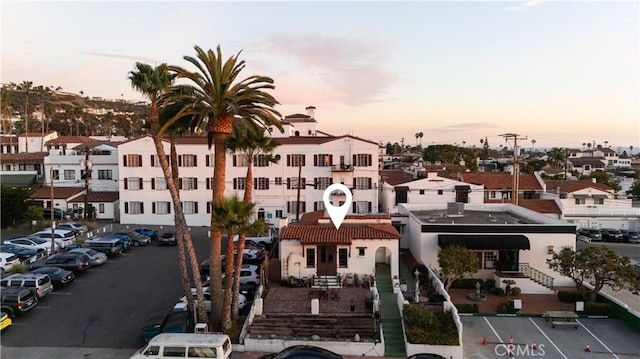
top-left (1, 1), bottom-right (638, 150)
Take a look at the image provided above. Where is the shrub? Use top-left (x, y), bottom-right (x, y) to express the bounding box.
top-left (584, 302), bottom-right (617, 316)
top-left (451, 278), bottom-right (485, 289)
top-left (492, 287), bottom-right (505, 296)
top-left (26, 206), bottom-right (44, 220)
top-left (496, 300), bottom-right (516, 314)
top-left (484, 279), bottom-right (496, 290)
top-left (8, 263), bottom-right (28, 274)
top-left (455, 303), bottom-right (479, 313)
top-left (510, 287), bottom-right (521, 296)
top-left (403, 305), bottom-right (459, 345)
top-left (558, 290), bottom-right (584, 303)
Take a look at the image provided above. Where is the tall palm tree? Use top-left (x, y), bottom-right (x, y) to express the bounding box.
top-left (211, 196), bottom-right (255, 331)
top-left (17, 81), bottom-right (33, 152)
top-left (128, 62), bottom-right (208, 323)
top-left (226, 123), bottom-right (280, 318)
top-left (1, 87), bottom-right (13, 135)
top-left (414, 132), bottom-right (419, 146)
top-left (35, 85), bottom-right (53, 150)
top-left (418, 132), bottom-right (424, 147)
top-left (167, 45), bottom-right (283, 329)
top-left (530, 139), bottom-right (536, 154)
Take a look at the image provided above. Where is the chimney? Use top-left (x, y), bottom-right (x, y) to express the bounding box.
top-left (305, 106), bottom-right (316, 119)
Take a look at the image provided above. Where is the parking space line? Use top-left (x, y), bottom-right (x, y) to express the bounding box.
top-left (483, 316), bottom-right (503, 343)
top-left (34, 306), bottom-right (51, 309)
top-left (577, 319), bottom-right (620, 359)
top-left (528, 317), bottom-right (568, 359)
top-left (49, 292), bottom-right (72, 295)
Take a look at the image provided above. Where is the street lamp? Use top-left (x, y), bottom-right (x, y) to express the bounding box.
top-left (414, 268), bottom-right (420, 303)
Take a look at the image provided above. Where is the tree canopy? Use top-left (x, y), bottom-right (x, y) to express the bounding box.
top-left (422, 144), bottom-right (478, 171)
top-left (585, 171), bottom-right (621, 192)
top-left (547, 246), bottom-right (638, 302)
top-left (1, 186), bottom-right (34, 229)
top-left (436, 244), bottom-right (480, 291)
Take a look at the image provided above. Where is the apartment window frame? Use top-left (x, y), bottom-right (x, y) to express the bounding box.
top-left (306, 248), bottom-right (316, 268)
top-left (288, 154), bottom-right (306, 167)
top-left (338, 248), bottom-right (348, 268)
top-left (127, 177), bottom-right (143, 190)
top-left (183, 201), bottom-right (198, 214)
top-left (181, 154), bottom-right (197, 167)
top-left (97, 169), bottom-right (112, 180)
top-left (315, 177), bottom-right (332, 190)
top-left (255, 177), bottom-right (269, 190)
top-left (64, 170), bottom-right (75, 181)
top-left (181, 177), bottom-right (198, 190)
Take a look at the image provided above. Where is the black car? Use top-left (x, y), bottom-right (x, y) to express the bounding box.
top-left (621, 229), bottom-right (640, 243)
top-left (158, 231), bottom-right (177, 246)
top-left (0, 287), bottom-right (38, 318)
top-left (30, 266), bottom-right (75, 287)
top-left (600, 228), bottom-right (624, 242)
top-left (258, 345), bottom-right (342, 359)
top-left (0, 244), bottom-right (45, 264)
top-left (30, 252), bottom-right (92, 273)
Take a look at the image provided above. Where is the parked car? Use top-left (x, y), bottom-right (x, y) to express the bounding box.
top-left (131, 333), bottom-right (233, 359)
top-left (585, 228), bottom-right (602, 241)
top-left (600, 228), bottom-right (624, 242)
top-left (0, 287), bottom-right (38, 318)
top-left (81, 238), bottom-right (123, 257)
top-left (174, 288), bottom-right (247, 313)
top-left (159, 231), bottom-right (177, 246)
top-left (138, 310), bottom-right (191, 346)
top-left (42, 225), bottom-right (81, 236)
top-left (31, 229), bottom-right (76, 249)
top-left (0, 253), bottom-right (21, 274)
top-left (56, 222), bottom-right (88, 234)
top-left (0, 244), bottom-right (46, 264)
top-left (101, 233), bottom-right (133, 251)
top-left (30, 252), bottom-right (92, 273)
top-left (133, 227), bottom-right (158, 241)
top-left (1, 273), bottom-right (54, 298)
top-left (258, 345), bottom-right (343, 359)
top-left (621, 229), bottom-right (640, 244)
top-left (68, 248), bottom-right (108, 265)
top-left (111, 230), bottom-right (151, 247)
top-left (407, 354), bottom-right (447, 359)
top-left (30, 266), bottom-right (75, 287)
top-left (4, 236), bottom-right (61, 255)
top-left (42, 207), bottom-right (65, 220)
top-left (220, 264), bottom-right (260, 291)
top-left (0, 311), bottom-right (12, 331)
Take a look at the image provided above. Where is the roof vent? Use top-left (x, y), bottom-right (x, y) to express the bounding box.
top-left (447, 202), bottom-right (464, 217)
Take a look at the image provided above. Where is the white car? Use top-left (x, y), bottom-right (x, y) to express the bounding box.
top-left (68, 248), bottom-right (108, 265)
top-left (58, 222), bottom-right (88, 234)
top-left (4, 236), bottom-right (61, 255)
top-left (221, 264), bottom-right (261, 290)
top-left (174, 289), bottom-right (247, 312)
top-left (31, 229), bottom-right (76, 249)
top-left (0, 253), bottom-right (21, 274)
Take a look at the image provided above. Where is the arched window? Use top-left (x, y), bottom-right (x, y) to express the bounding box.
top-left (257, 208), bottom-right (265, 220)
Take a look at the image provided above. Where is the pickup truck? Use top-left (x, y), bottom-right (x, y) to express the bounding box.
top-left (138, 310), bottom-right (191, 345)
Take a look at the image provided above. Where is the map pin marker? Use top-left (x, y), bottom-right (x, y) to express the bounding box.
top-left (323, 183), bottom-right (352, 230)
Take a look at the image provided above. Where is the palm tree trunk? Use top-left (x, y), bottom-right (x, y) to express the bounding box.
top-left (221, 229), bottom-right (236, 331)
top-left (231, 162), bottom-right (252, 319)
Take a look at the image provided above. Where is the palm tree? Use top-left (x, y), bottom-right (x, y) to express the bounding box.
top-left (414, 133), bottom-right (419, 146)
top-left (1, 87), bottom-right (13, 135)
top-left (35, 86), bottom-right (53, 150)
top-left (418, 132), bottom-right (424, 147)
top-left (128, 62), bottom-right (208, 323)
top-left (530, 139), bottom-right (536, 154)
top-left (167, 45), bottom-right (283, 329)
top-left (630, 146), bottom-right (634, 156)
top-left (211, 196), bottom-right (255, 331)
top-left (582, 142), bottom-right (586, 151)
top-left (17, 81), bottom-right (33, 152)
top-left (226, 123), bottom-right (280, 318)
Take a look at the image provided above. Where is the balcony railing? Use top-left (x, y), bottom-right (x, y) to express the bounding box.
top-left (519, 263), bottom-right (554, 289)
top-left (331, 164), bottom-right (353, 172)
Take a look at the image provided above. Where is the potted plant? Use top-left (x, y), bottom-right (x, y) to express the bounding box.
top-left (502, 279), bottom-right (516, 296)
top-left (353, 273), bottom-right (359, 287)
top-left (364, 293), bottom-right (374, 310)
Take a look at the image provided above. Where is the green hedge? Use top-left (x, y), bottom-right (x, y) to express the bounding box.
top-left (403, 305), bottom-right (459, 345)
top-left (451, 279), bottom-right (485, 289)
top-left (584, 302), bottom-right (618, 316)
top-left (496, 301), bottom-right (516, 314)
top-left (455, 303), bottom-right (479, 313)
top-left (557, 290), bottom-right (584, 303)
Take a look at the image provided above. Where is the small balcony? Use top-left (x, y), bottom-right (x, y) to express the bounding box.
top-left (331, 164), bottom-right (353, 172)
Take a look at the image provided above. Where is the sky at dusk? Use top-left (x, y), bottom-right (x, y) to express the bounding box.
top-left (1, 1), bottom-right (638, 151)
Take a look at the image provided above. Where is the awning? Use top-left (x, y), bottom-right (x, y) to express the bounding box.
top-left (455, 185), bottom-right (471, 192)
top-left (573, 194), bottom-right (591, 199)
top-left (438, 234), bottom-right (530, 250)
top-left (591, 194), bottom-right (608, 199)
top-left (0, 173), bottom-right (36, 187)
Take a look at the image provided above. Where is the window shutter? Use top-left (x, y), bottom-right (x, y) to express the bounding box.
top-left (329, 155), bottom-right (333, 166)
top-left (124, 178), bottom-right (128, 190)
top-left (194, 202), bottom-right (199, 214)
top-left (166, 155), bottom-right (170, 165)
top-left (206, 178), bottom-right (210, 190)
top-left (314, 202), bottom-right (318, 211)
top-left (206, 202), bottom-right (211, 214)
top-left (287, 155), bottom-right (291, 166)
top-left (233, 155), bottom-right (237, 167)
top-left (287, 178), bottom-right (291, 189)
top-left (302, 178), bottom-right (306, 189)
top-left (368, 154), bottom-right (372, 166)
top-left (179, 178), bottom-right (183, 189)
top-left (368, 202), bottom-right (372, 212)
top-left (233, 178), bottom-right (237, 190)
top-left (139, 178), bottom-right (143, 190)
top-left (206, 155), bottom-right (210, 167)
top-left (266, 179), bottom-right (270, 190)
top-left (302, 202), bottom-right (306, 212)
top-left (286, 202), bottom-right (290, 213)
top-left (314, 155), bottom-right (318, 166)
top-left (124, 202), bottom-right (128, 213)
top-left (314, 178), bottom-right (318, 190)
top-left (123, 155), bottom-right (127, 167)
top-left (330, 178), bottom-right (334, 185)
top-left (353, 178), bottom-right (357, 189)
top-left (254, 178), bottom-right (258, 190)
top-left (140, 202), bottom-right (144, 214)
top-left (368, 178), bottom-right (372, 189)
top-left (193, 155), bottom-right (197, 166)
top-left (152, 202), bottom-right (156, 214)
top-left (151, 155), bottom-right (155, 167)
top-left (194, 179), bottom-right (198, 190)
top-left (302, 155), bottom-right (306, 166)
top-left (151, 178), bottom-right (155, 189)
top-left (178, 155), bottom-right (182, 167)
top-left (353, 202), bottom-right (357, 213)
top-left (168, 203), bottom-right (171, 214)
top-left (353, 154), bottom-right (357, 167)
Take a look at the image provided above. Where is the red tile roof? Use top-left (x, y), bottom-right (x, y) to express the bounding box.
top-left (280, 223), bottom-right (400, 245)
top-left (30, 187), bottom-right (84, 200)
top-left (544, 180), bottom-right (613, 193)
top-left (460, 172), bottom-right (542, 191)
top-left (0, 136), bottom-right (18, 144)
top-left (46, 136), bottom-right (95, 145)
top-left (517, 199), bottom-right (562, 214)
top-left (1, 152), bottom-right (48, 164)
top-left (69, 192), bottom-right (119, 203)
top-left (380, 170), bottom-right (415, 186)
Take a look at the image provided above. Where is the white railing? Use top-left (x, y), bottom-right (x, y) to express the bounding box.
top-left (519, 263), bottom-right (554, 288)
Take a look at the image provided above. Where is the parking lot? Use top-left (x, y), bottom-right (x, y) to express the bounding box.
top-left (462, 316), bottom-right (640, 358)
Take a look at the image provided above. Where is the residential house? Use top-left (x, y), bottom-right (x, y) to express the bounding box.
top-left (279, 211), bottom-right (401, 282)
top-left (567, 157), bottom-right (606, 176)
top-left (0, 152), bottom-right (47, 187)
top-left (68, 192), bottom-right (119, 220)
top-left (17, 131), bottom-right (58, 153)
top-left (30, 187), bottom-right (85, 218)
top-left (459, 172), bottom-right (543, 203)
top-left (0, 135), bottom-right (19, 154)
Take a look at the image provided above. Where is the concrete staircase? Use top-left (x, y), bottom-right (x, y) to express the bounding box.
top-left (311, 275), bottom-right (341, 289)
top-left (376, 264), bottom-right (406, 358)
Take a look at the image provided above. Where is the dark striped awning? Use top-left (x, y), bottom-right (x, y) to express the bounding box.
top-left (438, 234), bottom-right (530, 250)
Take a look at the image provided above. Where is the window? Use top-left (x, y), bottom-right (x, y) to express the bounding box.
top-left (97, 170), bottom-right (112, 180)
top-left (314, 201), bottom-right (325, 211)
top-left (181, 154), bottom-right (197, 167)
top-left (233, 178), bottom-right (246, 190)
top-left (125, 201), bottom-right (144, 214)
top-left (287, 201), bottom-right (306, 214)
top-left (524, 191), bottom-right (534, 199)
top-left (575, 198), bottom-right (586, 205)
top-left (354, 153), bottom-right (372, 167)
top-left (593, 198), bottom-right (604, 205)
top-left (143, 346), bottom-right (160, 355)
top-left (188, 347), bottom-right (217, 358)
top-left (64, 170), bottom-right (75, 180)
top-left (314, 154), bottom-right (332, 167)
top-left (254, 154), bottom-right (270, 167)
top-left (124, 154), bottom-right (142, 167)
top-left (419, 189), bottom-right (425, 195)
top-left (338, 248), bottom-right (348, 268)
top-left (233, 155), bottom-right (249, 167)
top-left (154, 177), bottom-right (167, 190)
top-left (437, 190), bottom-right (443, 195)
top-left (99, 204), bottom-right (104, 214)
top-left (126, 177), bottom-right (143, 190)
top-left (52, 170), bottom-right (59, 180)
top-left (306, 248), bottom-right (315, 267)
top-left (357, 247), bottom-right (366, 257)
top-left (483, 251), bottom-right (498, 269)
top-left (153, 201), bottom-right (171, 214)
top-left (490, 191), bottom-right (496, 199)
top-left (288, 177), bottom-right (306, 189)
top-left (355, 177), bottom-right (372, 190)
top-left (315, 177), bottom-right (332, 190)
top-left (163, 346), bottom-right (186, 357)
top-left (275, 209), bottom-right (283, 218)
top-left (287, 154), bottom-right (305, 167)
top-left (183, 201), bottom-right (198, 214)
top-left (181, 177), bottom-right (198, 190)
top-left (255, 177), bottom-right (269, 190)
top-left (205, 154), bottom-right (213, 167)
top-left (354, 201), bottom-right (371, 214)
top-left (395, 187), bottom-right (408, 204)
top-left (274, 177), bottom-right (282, 186)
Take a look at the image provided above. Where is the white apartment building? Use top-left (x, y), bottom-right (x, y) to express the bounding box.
top-left (118, 111), bottom-right (381, 227)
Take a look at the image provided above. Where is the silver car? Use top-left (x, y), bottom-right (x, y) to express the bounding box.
top-left (68, 248), bottom-right (108, 266)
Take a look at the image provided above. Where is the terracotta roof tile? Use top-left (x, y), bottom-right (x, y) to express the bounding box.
top-left (460, 172), bottom-right (542, 191)
top-left (1, 152), bottom-right (48, 164)
top-left (380, 170), bottom-right (415, 186)
top-left (544, 180), bottom-right (613, 193)
top-left (568, 158), bottom-right (605, 167)
top-left (280, 224), bottom-right (400, 245)
top-left (30, 187), bottom-right (84, 200)
top-left (69, 192), bottom-right (119, 203)
top-left (0, 136), bottom-right (18, 144)
top-left (517, 199), bottom-right (562, 214)
top-left (46, 136), bottom-right (94, 145)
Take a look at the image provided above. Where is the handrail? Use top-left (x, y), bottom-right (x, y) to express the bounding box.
top-left (519, 263), bottom-right (554, 288)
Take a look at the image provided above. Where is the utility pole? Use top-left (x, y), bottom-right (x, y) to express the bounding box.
top-left (500, 133), bottom-right (527, 206)
top-left (295, 161), bottom-right (302, 223)
top-left (83, 146), bottom-right (91, 219)
top-left (50, 167), bottom-right (55, 255)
